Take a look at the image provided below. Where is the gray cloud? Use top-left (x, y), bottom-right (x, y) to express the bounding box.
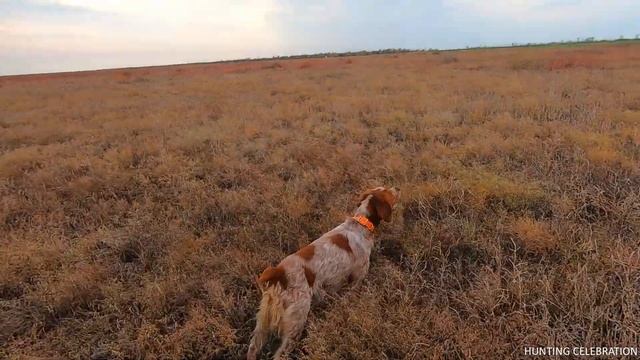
top-left (0, 0), bottom-right (107, 21)
top-left (1, 0), bottom-right (639, 75)
top-left (268, 0), bottom-right (640, 53)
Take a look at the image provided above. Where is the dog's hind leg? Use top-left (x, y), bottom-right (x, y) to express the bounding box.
top-left (273, 295), bottom-right (311, 359)
top-left (248, 289), bottom-right (283, 360)
top-left (247, 321), bottom-right (268, 360)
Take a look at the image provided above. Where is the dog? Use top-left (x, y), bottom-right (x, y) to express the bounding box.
top-left (247, 186), bottom-right (400, 359)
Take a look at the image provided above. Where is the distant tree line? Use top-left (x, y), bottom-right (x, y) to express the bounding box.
top-left (214, 48), bottom-right (420, 64)
top-left (205, 37), bottom-right (640, 65)
top-left (505, 35), bottom-right (638, 48)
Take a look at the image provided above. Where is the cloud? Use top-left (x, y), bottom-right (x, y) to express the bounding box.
top-left (1, 0), bottom-right (639, 75)
top-left (0, 0), bottom-right (98, 19)
top-left (46, 0), bottom-right (281, 33)
top-left (267, 1), bottom-right (449, 53)
top-left (440, 0), bottom-right (640, 45)
top-left (1, 0), bottom-right (345, 54)
top-left (0, 0), bottom-right (285, 74)
top-left (443, 0), bottom-right (640, 23)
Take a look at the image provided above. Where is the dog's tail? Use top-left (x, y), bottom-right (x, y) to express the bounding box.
top-left (248, 266), bottom-right (288, 359)
top-left (256, 266), bottom-right (288, 334)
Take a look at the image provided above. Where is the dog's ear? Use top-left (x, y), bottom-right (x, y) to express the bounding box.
top-left (358, 189), bottom-right (373, 202)
top-left (369, 194), bottom-right (392, 223)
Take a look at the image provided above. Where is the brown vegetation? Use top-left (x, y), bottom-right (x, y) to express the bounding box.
top-left (1, 43), bottom-right (639, 359)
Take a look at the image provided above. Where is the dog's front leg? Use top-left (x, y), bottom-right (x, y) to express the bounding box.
top-left (347, 261), bottom-right (370, 288)
top-left (312, 287), bottom-right (330, 305)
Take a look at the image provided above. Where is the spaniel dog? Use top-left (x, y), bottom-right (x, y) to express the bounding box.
top-left (247, 186), bottom-right (400, 359)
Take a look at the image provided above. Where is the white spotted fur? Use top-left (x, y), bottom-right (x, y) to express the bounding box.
top-left (247, 187), bottom-right (400, 360)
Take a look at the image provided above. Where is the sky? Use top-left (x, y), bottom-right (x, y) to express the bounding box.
top-left (1, 0), bottom-right (639, 75)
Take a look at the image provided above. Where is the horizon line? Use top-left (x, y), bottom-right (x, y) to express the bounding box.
top-left (2, 37), bottom-right (638, 79)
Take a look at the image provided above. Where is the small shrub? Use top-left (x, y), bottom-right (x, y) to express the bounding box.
top-left (508, 217), bottom-right (557, 253)
top-left (442, 55), bottom-right (458, 64)
top-left (510, 58), bottom-right (545, 70)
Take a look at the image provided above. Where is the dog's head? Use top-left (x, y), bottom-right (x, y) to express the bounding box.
top-left (356, 186), bottom-right (400, 226)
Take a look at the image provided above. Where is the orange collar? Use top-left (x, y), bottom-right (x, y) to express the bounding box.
top-left (353, 215), bottom-right (375, 232)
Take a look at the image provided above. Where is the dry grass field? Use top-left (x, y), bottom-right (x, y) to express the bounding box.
top-left (1, 42), bottom-right (639, 359)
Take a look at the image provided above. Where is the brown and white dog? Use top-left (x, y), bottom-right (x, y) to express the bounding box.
top-left (247, 186), bottom-right (400, 360)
